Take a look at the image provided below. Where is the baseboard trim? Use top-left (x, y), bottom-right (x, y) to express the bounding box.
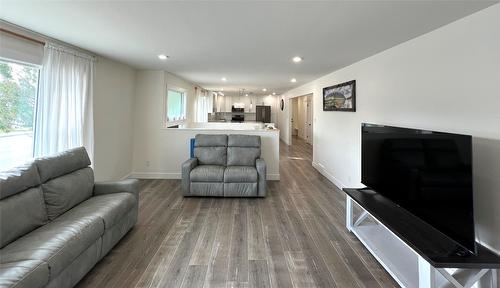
top-left (130, 172), bottom-right (280, 181)
top-left (120, 172), bottom-right (132, 180)
top-left (311, 161), bottom-right (346, 189)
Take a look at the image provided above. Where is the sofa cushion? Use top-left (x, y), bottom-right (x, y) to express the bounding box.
top-left (41, 167), bottom-right (94, 220)
top-left (194, 134), bottom-right (228, 166)
top-left (195, 134), bottom-right (227, 147)
top-left (64, 193), bottom-right (136, 230)
top-left (190, 165), bottom-right (225, 182)
top-left (195, 147), bottom-right (227, 166)
top-left (224, 166), bottom-right (258, 183)
top-left (0, 187), bottom-right (48, 248)
top-left (34, 147), bottom-right (91, 183)
top-left (0, 162), bottom-right (41, 200)
top-left (0, 260), bottom-right (49, 288)
top-left (227, 147), bottom-right (260, 166)
top-left (228, 135), bottom-right (260, 147)
top-left (0, 213), bottom-right (103, 279)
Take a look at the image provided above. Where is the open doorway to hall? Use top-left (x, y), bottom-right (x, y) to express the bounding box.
top-left (290, 93), bottom-right (313, 145)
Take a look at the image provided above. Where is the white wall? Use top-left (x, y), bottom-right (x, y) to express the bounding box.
top-left (93, 57), bottom-right (136, 181)
top-left (279, 4), bottom-right (500, 253)
top-left (132, 70), bottom-right (195, 173)
top-left (132, 70), bottom-right (280, 179)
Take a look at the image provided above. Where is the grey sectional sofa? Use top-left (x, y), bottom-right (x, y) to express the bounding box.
top-left (182, 134), bottom-right (266, 197)
top-left (0, 147), bottom-right (138, 288)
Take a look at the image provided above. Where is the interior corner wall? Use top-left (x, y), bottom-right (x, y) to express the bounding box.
top-left (93, 57), bottom-right (136, 181)
top-left (132, 70), bottom-right (197, 174)
top-left (279, 4), bottom-right (500, 253)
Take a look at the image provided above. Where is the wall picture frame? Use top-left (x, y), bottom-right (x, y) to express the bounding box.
top-left (323, 80), bottom-right (356, 112)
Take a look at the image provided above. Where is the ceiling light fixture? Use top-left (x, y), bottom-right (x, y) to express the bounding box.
top-left (221, 77), bottom-right (227, 81)
top-left (291, 78), bottom-right (297, 83)
top-left (245, 94), bottom-right (249, 97)
top-left (262, 88), bottom-right (267, 92)
top-left (272, 92), bottom-right (276, 95)
top-left (292, 56), bottom-right (302, 63)
top-left (158, 54), bottom-right (168, 60)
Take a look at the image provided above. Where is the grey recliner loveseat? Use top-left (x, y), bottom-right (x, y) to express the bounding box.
top-left (182, 134), bottom-right (266, 197)
top-left (0, 147), bottom-right (139, 288)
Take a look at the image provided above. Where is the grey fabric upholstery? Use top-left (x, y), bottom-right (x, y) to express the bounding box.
top-left (0, 214), bottom-right (103, 278)
top-left (194, 134), bottom-right (227, 166)
top-left (93, 179), bottom-right (139, 200)
top-left (195, 147), bottom-right (227, 166)
top-left (182, 134), bottom-right (266, 197)
top-left (224, 166), bottom-right (258, 183)
top-left (0, 260), bottom-right (49, 288)
top-left (34, 147), bottom-right (91, 182)
top-left (181, 158), bottom-right (198, 196)
top-left (228, 134), bottom-right (261, 147)
top-left (0, 163), bottom-right (41, 200)
top-left (0, 147), bottom-right (139, 288)
top-left (0, 187), bottom-right (48, 248)
top-left (190, 182), bottom-right (224, 197)
top-left (227, 135), bottom-right (261, 166)
top-left (42, 167), bottom-right (94, 220)
top-left (190, 165), bottom-right (225, 182)
top-left (256, 159), bottom-right (267, 197)
top-left (224, 183), bottom-right (258, 197)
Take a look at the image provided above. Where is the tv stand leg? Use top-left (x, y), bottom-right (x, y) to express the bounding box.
top-left (418, 256), bottom-right (437, 288)
top-left (346, 195), bottom-right (353, 232)
top-left (492, 269), bottom-right (497, 288)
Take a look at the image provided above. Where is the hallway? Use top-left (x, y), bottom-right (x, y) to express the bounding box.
top-left (77, 139), bottom-right (396, 288)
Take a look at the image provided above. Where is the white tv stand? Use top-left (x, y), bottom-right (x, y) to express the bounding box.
top-left (344, 189), bottom-right (499, 288)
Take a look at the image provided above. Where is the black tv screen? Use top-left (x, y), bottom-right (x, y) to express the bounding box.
top-left (361, 123), bottom-right (475, 253)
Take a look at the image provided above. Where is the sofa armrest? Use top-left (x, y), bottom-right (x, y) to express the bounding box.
top-left (256, 158), bottom-right (266, 197)
top-left (93, 179), bottom-right (139, 200)
top-left (182, 158), bottom-right (198, 196)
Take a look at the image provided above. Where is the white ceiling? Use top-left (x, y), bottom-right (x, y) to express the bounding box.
top-left (0, 1), bottom-right (496, 95)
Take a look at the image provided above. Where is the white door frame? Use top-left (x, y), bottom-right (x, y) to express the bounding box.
top-left (287, 93), bottom-right (313, 146)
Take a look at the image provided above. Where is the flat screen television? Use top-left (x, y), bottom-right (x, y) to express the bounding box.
top-left (361, 123), bottom-right (476, 254)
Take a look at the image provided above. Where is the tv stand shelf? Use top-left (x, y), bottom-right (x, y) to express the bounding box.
top-left (344, 188), bottom-right (499, 288)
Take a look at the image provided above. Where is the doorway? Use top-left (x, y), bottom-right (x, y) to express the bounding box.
top-left (290, 94), bottom-right (313, 145)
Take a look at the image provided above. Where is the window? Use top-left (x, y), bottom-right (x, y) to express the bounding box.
top-left (0, 59), bottom-right (39, 171)
top-left (165, 88), bottom-right (186, 126)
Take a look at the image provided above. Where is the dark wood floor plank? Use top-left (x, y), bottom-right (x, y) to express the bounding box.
top-left (248, 260), bottom-right (271, 288)
top-left (77, 137), bottom-right (396, 288)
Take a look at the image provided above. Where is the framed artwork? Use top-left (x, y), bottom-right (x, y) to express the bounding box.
top-left (323, 80), bottom-right (356, 112)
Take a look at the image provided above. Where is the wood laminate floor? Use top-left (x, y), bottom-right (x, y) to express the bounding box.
top-left (77, 137), bottom-right (397, 288)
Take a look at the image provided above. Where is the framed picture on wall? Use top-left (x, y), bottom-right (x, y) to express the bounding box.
top-left (323, 80), bottom-right (356, 112)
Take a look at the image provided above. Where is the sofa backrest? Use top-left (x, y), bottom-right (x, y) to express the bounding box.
top-left (227, 135), bottom-right (261, 166)
top-left (194, 134), bottom-right (228, 166)
top-left (35, 147), bottom-right (94, 220)
top-left (0, 163), bottom-right (48, 248)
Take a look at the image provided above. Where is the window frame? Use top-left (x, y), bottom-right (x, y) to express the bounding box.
top-left (164, 85), bottom-right (187, 127)
top-left (0, 58), bottom-right (41, 171)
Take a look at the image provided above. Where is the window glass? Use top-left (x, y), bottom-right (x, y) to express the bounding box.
top-left (0, 60), bottom-right (39, 171)
top-left (166, 89), bottom-right (186, 123)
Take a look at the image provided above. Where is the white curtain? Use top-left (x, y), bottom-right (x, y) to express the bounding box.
top-left (195, 88), bottom-right (211, 122)
top-left (34, 43), bottom-right (95, 161)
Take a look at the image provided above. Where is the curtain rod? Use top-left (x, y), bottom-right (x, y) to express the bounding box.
top-left (0, 28), bottom-right (45, 45)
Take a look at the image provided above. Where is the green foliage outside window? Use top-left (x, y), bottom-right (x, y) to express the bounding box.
top-left (0, 61), bottom-right (38, 133)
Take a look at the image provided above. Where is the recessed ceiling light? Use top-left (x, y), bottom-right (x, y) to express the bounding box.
top-left (272, 92), bottom-right (276, 95)
top-left (245, 94), bottom-right (249, 97)
top-left (292, 56), bottom-right (302, 63)
top-left (291, 78), bottom-right (297, 83)
top-left (221, 77), bottom-right (227, 81)
top-left (262, 88), bottom-right (267, 92)
top-left (158, 54), bottom-right (168, 60)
